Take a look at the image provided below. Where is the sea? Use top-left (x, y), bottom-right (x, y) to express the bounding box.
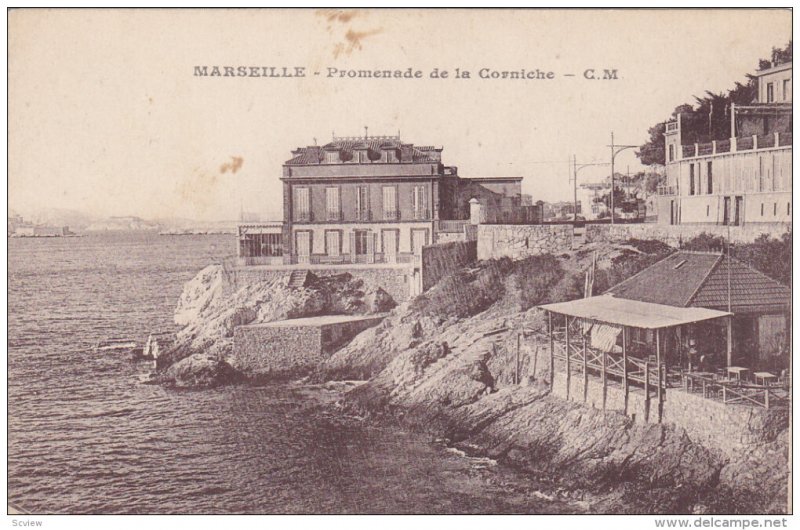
top-left (8, 231), bottom-right (580, 514)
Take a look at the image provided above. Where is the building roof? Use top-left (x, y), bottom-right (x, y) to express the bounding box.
top-left (241, 313), bottom-right (388, 328)
top-left (754, 61), bottom-right (792, 77)
top-left (539, 295), bottom-right (731, 330)
top-left (605, 251), bottom-right (790, 314)
top-left (285, 136), bottom-right (442, 165)
top-left (464, 176), bottom-right (524, 182)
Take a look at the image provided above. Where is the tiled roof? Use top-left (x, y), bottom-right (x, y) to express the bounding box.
top-left (607, 252), bottom-right (722, 307)
top-left (285, 138), bottom-right (440, 165)
top-left (606, 251), bottom-right (790, 313)
top-left (689, 257), bottom-right (791, 313)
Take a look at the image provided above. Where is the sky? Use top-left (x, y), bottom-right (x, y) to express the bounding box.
top-left (8, 9), bottom-right (792, 221)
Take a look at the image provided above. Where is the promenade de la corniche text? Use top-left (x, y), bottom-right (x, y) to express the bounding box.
top-left (193, 65), bottom-right (620, 81)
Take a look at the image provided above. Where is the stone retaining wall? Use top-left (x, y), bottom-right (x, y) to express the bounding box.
top-left (550, 370), bottom-right (787, 457)
top-left (585, 222), bottom-right (789, 246)
top-left (476, 224), bottom-right (574, 260)
top-left (476, 222), bottom-right (789, 261)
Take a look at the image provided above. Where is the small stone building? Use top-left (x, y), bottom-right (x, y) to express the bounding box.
top-left (233, 313), bottom-right (387, 376)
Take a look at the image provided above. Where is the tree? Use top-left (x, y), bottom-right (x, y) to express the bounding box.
top-left (636, 41), bottom-right (791, 165)
top-left (598, 186), bottom-right (628, 210)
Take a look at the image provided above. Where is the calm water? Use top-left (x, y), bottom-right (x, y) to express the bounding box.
top-left (8, 232), bottom-right (576, 514)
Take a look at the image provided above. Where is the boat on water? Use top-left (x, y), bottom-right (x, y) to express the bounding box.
top-left (96, 338), bottom-right (138, 351)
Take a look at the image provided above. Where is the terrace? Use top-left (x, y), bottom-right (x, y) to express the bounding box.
top-left (538, 296), bottom-right (790, 422)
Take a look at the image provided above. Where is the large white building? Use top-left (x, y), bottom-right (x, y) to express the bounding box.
top-left (657, 63), bottom-right (792, 226)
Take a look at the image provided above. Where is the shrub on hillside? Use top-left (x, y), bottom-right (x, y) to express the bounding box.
top-left (513, 254), bottom-right (567, 309)
top-left (593, 240), bottom-right (673, 294)
top-left (681, 230), bottom-right (791, 286)
top-left (410, 257), bottom-right (513, 319)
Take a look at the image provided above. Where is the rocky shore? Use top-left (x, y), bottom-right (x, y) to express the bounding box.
top-left (157, 241), bottom-right (789, 513)
top-left (146, 264), bottom-right (395, 387)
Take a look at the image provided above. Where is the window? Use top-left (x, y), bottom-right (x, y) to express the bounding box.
top-left (761, 203), bottom-right (764, 216)
top-left (783, 79), bottom-right (791, 101)
top-left (689, 164), bottom-right (695, 195)
top-left (240, 233), bottom-right (282, 257)
top-left (382, 186), bottom-right (398, 220)
top-left (766, 82), bottom-right (774, 103)
top-left (325, 230), bottom-right (341, 257)
top-left (355, 186), bottom-right (369, 221)
top-left (707, 162), bottom-right (713, 194)
top-left (774, 203), bottom-right (777, 216)
top-left (412, 185), bottom-right (427, 219)
top-left (668, 145), bottom-right (674, 162)
top-left (293, 187), bottom-right (310, 222)
top-left (325, 187), bottom-right (341, 221)
top-left (706, 205), bottom-right (710, 217)
top-left (354, 230), bottom-right (369, 255)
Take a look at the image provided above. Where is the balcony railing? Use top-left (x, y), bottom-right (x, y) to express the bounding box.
top-left (438, 219), bottom-right (469, 233)
top-left (736, 136), bottom-right (754, 150)
top-left (291, 252), bottom-right (420, 266)
top-left (757, 134), bottom-right (776, 148)
top-left (383, 210), bottom-right (400, 221)
top-left (657, 185), bottom-right (676, 196)
top-left (676, 132), bottom-right (790, 161)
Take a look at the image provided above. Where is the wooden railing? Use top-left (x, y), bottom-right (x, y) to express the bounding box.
top-left (682, 372), bottom-right (789, 410)
top-left (550, 333), bottom-right (665, 391)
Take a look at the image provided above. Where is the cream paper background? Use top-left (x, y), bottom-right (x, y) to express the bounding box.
top-left (8, 8), bottom-right (791, 223)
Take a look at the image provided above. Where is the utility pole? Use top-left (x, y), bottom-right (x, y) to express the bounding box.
top-left (608, 131), bottom-right (638, 225)
top-left (573, 155), bottom-right (578, 222)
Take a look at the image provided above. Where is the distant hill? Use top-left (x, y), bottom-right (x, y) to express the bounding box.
top-left (12, 207), bottom-right (240, 233)
top-left (85, 216), bottom-right (160, 232)
top-left (22, 208), bottom-right (97, 230)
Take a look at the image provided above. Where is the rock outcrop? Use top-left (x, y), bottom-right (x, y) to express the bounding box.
top-left (152, 353), bottom-right (244, 389)
top-left (158, 265), bottom-right (396, 380)
top-left (312, 251), bottom-right (788, 514)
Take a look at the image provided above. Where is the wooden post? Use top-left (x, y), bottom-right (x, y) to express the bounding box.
top-left (515, 333), bottom-right (521, 385)
top-left (656, 329), bottom-right (663, 423)
top-left (644, 361), bottom-right (651, 422)
top-left (601, 350), bottom-right (607, 410)
top-left (583, 335), bottom-right (588, 403)
top-left (565, 315), bottom-right (571, 401)
top-left (622, 326), bottom-right (629, 415)
top-left (548, 312), bottom-right (554, 389)
top-left (726, 316), bottom-right (733, 367)
top-left (532, 346), bottom-right (539, 381)
top-left (765, 387), bottom-right (770, 410)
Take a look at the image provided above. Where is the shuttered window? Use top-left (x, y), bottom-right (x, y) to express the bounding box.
top-left (293, 187), bottom-right (310, 221)
top-left (326, 187), bottom-right (340, 220)
top-left (383, 186), bottom-right (398, 220)
top-left (356, 186), bottom-right (369, 221)
top-left (412, 185), bottom-right (427, 219)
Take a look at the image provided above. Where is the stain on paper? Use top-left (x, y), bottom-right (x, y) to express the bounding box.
top-left (219, 156), bottom-right (244, 174)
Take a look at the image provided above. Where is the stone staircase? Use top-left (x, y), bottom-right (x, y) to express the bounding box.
top-left (287, 269), bottom-right (310, 289)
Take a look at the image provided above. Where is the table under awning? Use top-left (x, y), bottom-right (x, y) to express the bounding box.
top-left (539, 295), bottom-right (732, 329)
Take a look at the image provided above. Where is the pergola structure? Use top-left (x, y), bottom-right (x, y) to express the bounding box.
top-left (539, 295), bottom-right (732, 422)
